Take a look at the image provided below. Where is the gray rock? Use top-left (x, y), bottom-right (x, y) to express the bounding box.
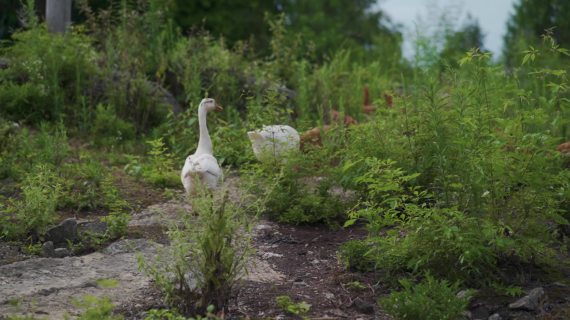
top-left (488, 313), bottom-right (502, 320)
top-left (78, 220), bottom-right (108, 238)
top-left (0, 219), bottom-right (284, 319)
top-left (102, 238), bottom-right (157, 255)
top-left (45, 218), bottom-right (78, 244)
top-left (0, 239), bottom-right (161, 319)
top-left (457, 289), bottom-right (475, 301)
top-left (352, 297), bottom-right (374, 314)
top-left (508, 287), bottom-right (545, 311)
top-left (41, 241), bottom-right (55, 257)
top-left (54, 248), bottom-right (70, 258)
top-left (460, 310), bottom-right (472, 319)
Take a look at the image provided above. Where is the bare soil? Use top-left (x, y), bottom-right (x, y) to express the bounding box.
top-left (228, 222), bottom-right (391, 319)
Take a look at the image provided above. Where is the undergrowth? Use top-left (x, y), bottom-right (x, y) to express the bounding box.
top-left (379, 274), bottom-right (470, 320)
top-left (138, 181), bottom-right (257, 314)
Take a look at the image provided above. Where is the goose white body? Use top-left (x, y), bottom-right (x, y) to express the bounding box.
top-left (181, 153), bottom-right (221, 194)
top-left (181, 99), bottom-right (222, 195)
top-left (247, 125), bottom-right (300, 162)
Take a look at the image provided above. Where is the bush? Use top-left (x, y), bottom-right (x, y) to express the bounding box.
top-left (59, 157), bottom-right (107, 211)
top-left (73, 295), bottom-right (123, 320)
top-left (91, 104), bottom-right (136, 148)
top-left (348, 199), bottom-right (557, 287)
top-left (0, 122), bottom-right (69, 181)
top-left (100, 174), bottom-right (130, 239)
top-left (0, 27), bottom-right (97, 126)
top-left (342, 157), bottom-right (427, 232)
top-left (379, 275), bottom-right (469, 320)
top-left (210, 121), bottom-right (254, 167)
top-left (371, 208), bottom-right (497, 284)
top-left (126, 138), bottom-right (179, 188)
top-left (341, 157), bottom-right (559, 286)
top-left (244, 149), bottom-right (349, 225)
top-left (144, 137), bottom-right (179, 188)
top-left (139, 185), bottom-right (254, 313)
top-left (337, 239), bottom-right (376, 272)
top-left (1, 164), bottom-right (62, 239)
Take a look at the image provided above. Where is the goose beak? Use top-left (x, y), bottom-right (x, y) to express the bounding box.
top-left (215, 105), bottom-right (223, 112)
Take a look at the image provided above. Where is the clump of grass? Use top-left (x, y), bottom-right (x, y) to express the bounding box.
top-left (276, 295), bottom-right (311, 319)
top-left (125, 138), bottom-right (179, 188)
top-left (243, 151), bottom-right (349, 225)
top-left (379, 274), bottom-right (470, 320)
top-left (1, 164), bottom-right (61, 239)
top-left (139, 181), bottom-right (255, 314)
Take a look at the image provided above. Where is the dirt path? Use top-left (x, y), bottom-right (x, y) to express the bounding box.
top-left (231, 222), bottom-right (391, 319)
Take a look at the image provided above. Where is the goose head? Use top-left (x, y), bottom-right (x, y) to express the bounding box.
top-left (199, 98), bottom-right (223, 112)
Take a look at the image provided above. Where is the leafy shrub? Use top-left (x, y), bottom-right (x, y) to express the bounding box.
top-left (126, 138), bottom-right (179, 188)
top-left (100, 175), bottom-right (130, 239)
top-left (91, 104), bottom-right (136, 148)
top-left (335, 46), bottom-right (569, 251)
top-left (244, 151), bottom-right (349, 225)
top-left (210, 121), bottom-right (253, 166)
top-left (139, 185), bottom-right (254, 313)
top-left (0, 122), bottom-right (69, 181)
top-left (72, 295), bottom-right (123, 320)
top-left (59, 157), bottom-right (107, 211)
top-left (337, 239), bottom-right (376, 272)
top-left (144, 137), bottom-right (179, 188)
top-left (58, 151), bottom-right (129, 214)
top-left (372, 208), bottom-right (496, 284)
top-left (341, 157), bottom-right (559, 286)
top-left (0, 27), bottom-right (97, 126)
top-left (1, 164), bottom-right (62, 239)
top-left (267, 177), bottom-right (346, 225)
top-left (152, 108), bottom-right (199, 161)
top-left (342, 157), bottom-right (428, 231)
top-left (275, 295), bottom-right (311, 319)
top-left (379, 275), bottom-right (469, 320)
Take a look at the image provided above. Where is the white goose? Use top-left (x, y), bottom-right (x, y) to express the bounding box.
top-left (181, 98), bottom-right (223, 195)
top-left (247, 125), bottom-right (300, 163)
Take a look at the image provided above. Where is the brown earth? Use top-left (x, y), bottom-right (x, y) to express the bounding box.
top-left (228, 222), bottom-right (391, 319)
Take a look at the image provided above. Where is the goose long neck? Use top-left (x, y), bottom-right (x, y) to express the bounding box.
top-left (196, 105), bottom-right (213, 154)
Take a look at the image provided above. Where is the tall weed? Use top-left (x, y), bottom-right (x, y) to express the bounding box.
top-left (1, 164), bottom-right (62, 239)
top-left (139, 183), bottom-right (255, 313)
top-left (380, 274), bottom-right (469, 320)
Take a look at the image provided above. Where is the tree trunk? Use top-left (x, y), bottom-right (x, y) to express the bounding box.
top-left (46, 0), bottom-right (72, 33)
